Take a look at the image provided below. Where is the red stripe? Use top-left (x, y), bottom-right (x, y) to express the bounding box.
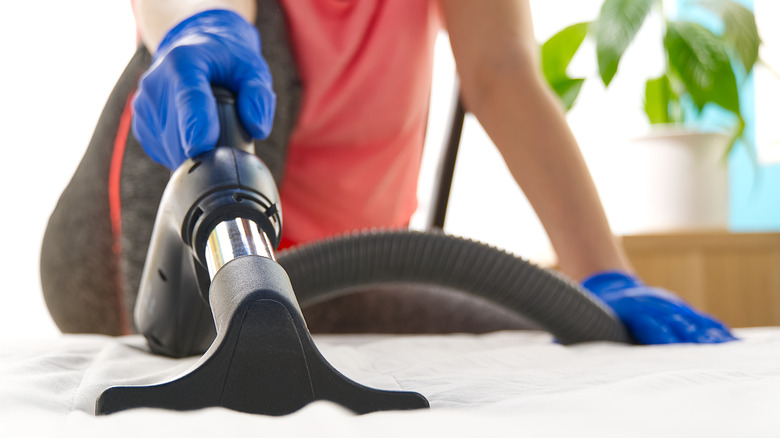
top-left (109, 92), bottom-right (135, 335)
top-left (277, 236), bottom-right (298, 252)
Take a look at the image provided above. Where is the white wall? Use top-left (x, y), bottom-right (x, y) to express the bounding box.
top-left (0, 2), bottom-right (137, 337)
top-left (753, 0), bottom-right (780, 164)
top-left (0, 0), bottom-right (661, 338)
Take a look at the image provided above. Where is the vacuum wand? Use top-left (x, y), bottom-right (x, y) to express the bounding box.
top-left (96, 87), bottom-right (429, 416)
top-left (205, 218), bottom-right (276, 278)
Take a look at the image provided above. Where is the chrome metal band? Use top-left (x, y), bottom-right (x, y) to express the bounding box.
top-left (205, 218), bottom-right (276, 279)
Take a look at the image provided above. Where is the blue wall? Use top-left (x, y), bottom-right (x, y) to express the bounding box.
top-left (678, 0), bottom-right (780, 231)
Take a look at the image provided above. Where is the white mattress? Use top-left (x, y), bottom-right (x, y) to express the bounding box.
top-left (2, 328), bottom-right (779, 437)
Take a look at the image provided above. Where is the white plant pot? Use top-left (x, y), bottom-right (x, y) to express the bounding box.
top-left (618, 128), bottom-right (730, 234)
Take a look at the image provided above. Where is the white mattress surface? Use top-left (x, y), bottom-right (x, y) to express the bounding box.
top-left (2, 328), bottom-right (779, 437)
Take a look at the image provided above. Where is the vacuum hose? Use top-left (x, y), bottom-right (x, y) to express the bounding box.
top-left (279, 229), bottom-right (632, 345)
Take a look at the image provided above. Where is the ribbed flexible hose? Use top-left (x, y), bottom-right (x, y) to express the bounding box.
top-left (277, 229), bottom-right (632, 345)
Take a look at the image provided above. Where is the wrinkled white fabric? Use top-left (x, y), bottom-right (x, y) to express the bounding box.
top-left (2, 329), bottom-right (780, 437)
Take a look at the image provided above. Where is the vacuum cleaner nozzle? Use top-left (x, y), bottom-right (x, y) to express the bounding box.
top-left (96, 87), bottom-right (429, 416)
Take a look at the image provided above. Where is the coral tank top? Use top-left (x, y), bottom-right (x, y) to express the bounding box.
top-left (276, 0), bottom-right (441, 245)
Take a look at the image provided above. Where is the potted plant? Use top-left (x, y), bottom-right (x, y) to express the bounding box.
top-left (541, 0), bottom-right (761, 232)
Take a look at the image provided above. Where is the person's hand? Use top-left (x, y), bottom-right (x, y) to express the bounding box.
top-left (582, 271), bottom-right (737, 344)
top-left (133, 9), bottom-right (276, 170)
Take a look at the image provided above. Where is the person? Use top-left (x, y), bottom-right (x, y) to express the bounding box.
top-left (40, 0), bottom-right (736, 344)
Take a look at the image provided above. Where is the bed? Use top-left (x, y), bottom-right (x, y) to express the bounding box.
top-left (2, 327), bottom-right (779, 437)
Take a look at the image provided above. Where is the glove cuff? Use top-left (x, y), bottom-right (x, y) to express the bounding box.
top-left (581, 270), bottom-right (643, 297)
top-left (156, 9), bottom-right (259, 56)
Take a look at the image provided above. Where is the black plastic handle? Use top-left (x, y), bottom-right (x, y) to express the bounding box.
top-left (213, 86), bottom-right (255, 155)
top-left (133, 88), bottom-right (283, 357)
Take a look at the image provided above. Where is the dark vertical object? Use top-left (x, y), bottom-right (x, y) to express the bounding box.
top-left (429, 94), bottom-right (466, 229)
top-left (252, 0), bottom-right (302, 186)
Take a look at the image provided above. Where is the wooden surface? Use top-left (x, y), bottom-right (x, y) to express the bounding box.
top-left (621, 231), bottom-right (780, 329)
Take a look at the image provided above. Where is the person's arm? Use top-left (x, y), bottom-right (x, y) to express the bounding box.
top-left (133, 0), bottom-right (256, 52)
top-left (439, 0), bottom-right (631, 282)
top-left (439, 0), bottom-right (735, 344)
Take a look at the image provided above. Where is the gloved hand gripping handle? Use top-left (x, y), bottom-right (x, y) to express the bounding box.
top-left (97, 88), bottom-right (429, 416)
top-left (131, 87), bottom-right (282, 356)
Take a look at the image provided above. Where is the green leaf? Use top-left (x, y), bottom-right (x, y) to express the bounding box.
top-left (541, 22), bottom-right (588, 109)
top-left (551, 78), bottom-right (585, 111)
top-left (695, 0), bottom-right (760, 73)
top-left (644, 75), bottom-right (674, 124)
top-left (541, 22), bottom-right (589, 82)
top-left (664, 21), bottom-right (740, 114)
top-left (593, 0), bottom-right (656, 86)
top-left (722, 114), bottom-right (746, 161)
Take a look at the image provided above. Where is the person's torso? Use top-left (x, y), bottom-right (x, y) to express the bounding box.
top-left (277, 0), bottom-right (441, 245)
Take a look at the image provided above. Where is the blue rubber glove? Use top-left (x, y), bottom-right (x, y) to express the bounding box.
top-left (133, 9), bottom-right (276, 170)
top-left (582, 271), bottom-right (737, 344)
